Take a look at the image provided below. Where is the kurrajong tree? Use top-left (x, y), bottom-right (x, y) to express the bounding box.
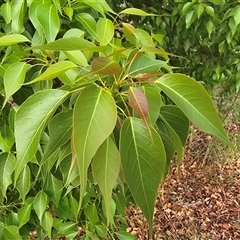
top-left (0, 1), bottom-right (232, 239)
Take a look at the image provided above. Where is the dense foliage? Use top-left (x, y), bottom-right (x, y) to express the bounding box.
top-left (109, 0), bottom-right (240, 97)
top-left (0, 1), bottom-right (231, 239)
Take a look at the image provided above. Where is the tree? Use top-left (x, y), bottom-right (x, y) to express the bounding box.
top-left (0, 1), bottom-right (231, 239)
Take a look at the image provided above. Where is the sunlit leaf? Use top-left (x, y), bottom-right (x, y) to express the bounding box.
top-left (0, 34), bottom-right (29, 46)
top-left (36, 4), bottom-right (60, 42)
top-left (3, 62), bottom-right (27, 108)
top-left (128, 54), bottom-right (166, 76)
top-left (11, 0), bottom-right (24, 33)
top-left (30, 37), bottom-right (96, 51)
top-left (96, 18), bottom-right (114, 46)
top-left (156, 74), bottom-right (232, 146)
top-left (120, 118), bottom-right (166, 230)
top-left (15, 89), bottom-right (68, 182)
top-left (76, 13), bottom-right (98, 40)
top-left (73, 85), bottom-right (117, 207)
top-left (18, 204), bottom-right (32, 228)
top-left (27, 61), bottom-right (76, 84)
top-left (120, 8), bottom-right (156, 16)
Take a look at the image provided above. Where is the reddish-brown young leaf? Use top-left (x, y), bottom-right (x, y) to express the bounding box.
top-left (128, 87), bottom-right (149, 128)
top-left (91, 57), bottom-right (122, 75)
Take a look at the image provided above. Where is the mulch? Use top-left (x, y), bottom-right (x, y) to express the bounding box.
top-left (125, 124), bottom-right (240, 240)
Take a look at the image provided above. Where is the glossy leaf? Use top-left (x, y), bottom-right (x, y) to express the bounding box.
top-left (0, 153), bottom-right (15, 197)
top-left (33, 190), bottom-right (48, 222)
top-left (120, 118), bottom-right (166, 230)
top-left (128, 55), bottom-right (166, 76)
top-left (96, 18), bottom-right (114, 46)
top-left (11, 0), bottom-right (24, 33)
top-left (92, 137), bottom-right (120, 225)
top-left (36, 4), bottom-right (60, 43)
top-left (73, 85), bottom-right (117, 207)
top-left (3, 225), bottom-right (21, 240)
top-left (1, 2), bottom-right (11, 24)
top-left (41, 211), bottom-right (53, 236)
top-left (128, 87), bottom-right (149, 127)
top-left (76, 13), bottom-right (98, 40)
top-left (0, 34), bottom-right (29, 46)
top-left (18, 204), bottom-right (32, 228)
top-left (43, 110), bottom-right (73, 161)
top-left (3, 62), bottom-right (27, 108)
top-left (91, 57), bottom-right (122, 75)
top-left (120, 8), bottom-right (156, 16)
top-left (15, 166), bottom-right (31, 202)
top-left (156, 74), bottom-right (232, 146)
top-left (28, 61), bottom-right (76, 84)
top-left (31, 37), bottom-right (96, 51)
top-left (15, 89), bottom-right (68, 182)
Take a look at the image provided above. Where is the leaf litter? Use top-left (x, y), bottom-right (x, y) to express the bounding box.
top-left (125, 123), bottom-right (240, 240)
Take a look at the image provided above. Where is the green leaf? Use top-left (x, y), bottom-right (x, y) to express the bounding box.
top-left (3, 225), bottom-right (21, 240)
top-left (128, 55), bottom-right (166, 76)
top-left (58, 222), bottom-right (77, 235)
top-left (205, 5), bottom-right (215, 17)
top-left (120, 8), bottom-right (156, 16)
top-left (0, 153), bottom-right (15, 197)
top-left (78, 0), bottom-right (105, 16)
top-left (73, 85), bottom-right (117, 207)
top-left (0, 34), bottom-right (29, 46)
top-left (44, 173), bottom-right (63, 207)
top-left (43, 110), bottom-right (73, 161)
top-left (41, 211), bottom-right (53, 236)
top-left (91, 57), bottom-right (122, 75)
top-left (36, 4), bottom-right (60, 43)
top-left (92, 137), bottom-right (120, 225)
top-left (160, 105), bottom-right (189, 146)
top-left (84, 203), bottom-right (99, 225)
top-left (182, 2), bottom-right (194, 16)
top-left (18, 204), bottom-right (32, 228)
top-left (33, 190), bottom-right (48, 222)
top-left (128, 87), bottom-right (149, 128)
top-left (64, 51), bottom-right (88, 67)
top-left (28, 61), bottom-right (76, 84)
top-left (156, 74), bottom-right (232, 146)
top-left (0, 125), bottom-right (15, 152)
top-left (3, 62), bottom-right (27, 108)
top-left (96, 18), bottom-right (114, 46)
top-left (95, 225), bottom-right (107, 238)
top-left (11, 0), bottom-right (24, 33)
top-left (15, 89), bottom-right (68, 182)
top-left (116, 231), bottom-right (137, 240)
top-left (141, 86), bottom-right (162, 125)
top-left (120, 118), bottom-right (166, 230)
top-left (234, 6), bottom-right (240, 26)
top-left (197, 4), bottom-right (204, 18)
top-left (30, 37), bottom-right (96, 51)
top-left (75, 13), bottom-right (98, 40)
top-left (1, 2), bottom-right (12, 24)
top-left (15, 165), bottom-right (31, 202)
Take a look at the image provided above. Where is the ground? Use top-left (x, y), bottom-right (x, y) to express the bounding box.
top-left (126, 123), bottom-right (240, 240)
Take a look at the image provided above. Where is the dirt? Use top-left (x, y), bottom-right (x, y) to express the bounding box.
top-left (125, 124), bottom-right (240, 240)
